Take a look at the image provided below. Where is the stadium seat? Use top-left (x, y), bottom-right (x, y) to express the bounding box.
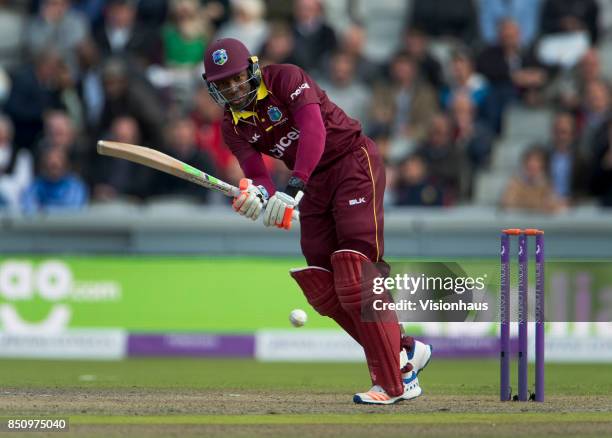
top-left (355, 0), bottom-right (409, 63)
top-left (503, 105), bottom-right (553, 141)
top-left (597, 36), bottom-right (612, 79)
top-left (490, 140), bottom-right (531, 171)
top-left (473, 171), bottom-right (509, 206)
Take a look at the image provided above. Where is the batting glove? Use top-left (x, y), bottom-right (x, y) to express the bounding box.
top-left (263, 176), bottom-right (304, 230)
top-left (233, 178), bottom-right (268, 220)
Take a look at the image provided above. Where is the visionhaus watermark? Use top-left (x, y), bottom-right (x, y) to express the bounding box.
top-left (371, 272), bottom-right (489, 313)
top-left (362, 261), bottom-right (612, 323)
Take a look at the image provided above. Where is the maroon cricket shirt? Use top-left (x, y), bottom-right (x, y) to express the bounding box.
top-left (221, 64), bottom-right (366, 179)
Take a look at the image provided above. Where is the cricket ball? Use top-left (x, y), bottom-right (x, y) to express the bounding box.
top-left (289, 309), bottom-right (307, 327)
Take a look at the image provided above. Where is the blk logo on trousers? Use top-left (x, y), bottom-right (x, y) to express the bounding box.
top-left (349, 197), bottom-right (366, 206)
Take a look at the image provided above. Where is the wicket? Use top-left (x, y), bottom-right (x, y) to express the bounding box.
top-left (500, 228), bottom-right (545, 402)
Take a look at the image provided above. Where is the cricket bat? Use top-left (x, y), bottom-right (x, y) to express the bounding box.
top-left (96, 140), bottom-right (299, 221)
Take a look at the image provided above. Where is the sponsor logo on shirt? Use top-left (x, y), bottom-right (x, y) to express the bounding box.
top-left (349, 197), bottom-right (366, 206)
top-left (290, 82), bottom-right (310, 100)
top-left (249, 133), bottom-right (261, 143)
top-left (269, 127), bottom-right (300, 158)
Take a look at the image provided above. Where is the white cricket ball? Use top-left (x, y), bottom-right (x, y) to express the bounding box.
top-left (289, 309), bottom-right (307, 327)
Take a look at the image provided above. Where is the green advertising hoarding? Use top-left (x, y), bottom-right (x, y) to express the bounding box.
top-left (2, 256), bottom-right (611, 334)
top-left (0, 257), bottom-right (338, 332)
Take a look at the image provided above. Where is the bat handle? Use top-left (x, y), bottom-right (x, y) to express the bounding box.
top-left (291, 191), bottom-right (303, 221)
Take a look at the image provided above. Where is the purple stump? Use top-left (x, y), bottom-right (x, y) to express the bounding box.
top-left (518, 232), bottom-right (529, 401)
top-left (535, 232), bottom-right (545, 402)
top-left (500, 232), bottom-right (511, 401)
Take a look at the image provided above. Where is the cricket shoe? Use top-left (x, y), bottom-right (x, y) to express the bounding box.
top-left (353, 372), bottom-right (422, 405)
top-left (400, 338), bottom-right (433, 378)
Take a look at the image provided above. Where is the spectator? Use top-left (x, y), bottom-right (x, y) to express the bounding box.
top-left (162, 0), bottom-right (211, 67)
top-left (99, 58), bottom-right (165, 146)
top-left (479, 0), bottom-right (542, 47)
top-left (577, 79), bottom-right (611, 158)
top-left (501, 146), bottom-right (566, 213)
top-left (36, 111), bottom-right (86, 174)
top-left (409, 0), bottom-right (478, 44)
top-left (76, 38), bottom-right (105, 130)
top-left (400, 27), bottom-right (443, 89)
top-left (415, 114), bottom-right (465, 204)
top-left (441, 49), bottom-right (489, 114)
top-left (71, 0), bottom-right (106, 28)
top-left (476, 19), bottom-right (547, 133)
top-left (150, 117), bottom-right (215, 202)
top-left (200, 0), bottom-right (230, 30)
top-left (24, 0), bottom-right (90, 76)
top-left (450, 92), bottom-right (493, 170)
top-left (94, 115), bottom-right (154, 201)
top-left (290, 0), bottom-right (337, 74)
top-left (214, 0), bottom-right (268, 54)
top-left (546, 112), bottom-right (586, 203)
top-left (339, 20), bottom-right (379, 84)
top-left (0, 0), bottom-right (26, 70)
top-left (93, 0), bottom-right (159, 68)
top-left (540, 0), bottom-right (599, 45)
top-left (29, 0), bottom-right (106, 24)
top-left (368, 127), bottom-right (397, 207)
top-left (3, 49), bottom-right (64, 151)
top-left (150, 0), bottom-right (212, 105)
top-left (549, 49), bottom-right (603, 112)
top-left (370, 52), bottom-right (438, 143)
top-left (258, 20), bottom-right (298, 67)
top-left (136, 0), bottom-right (168, 29)
top-left (367, 91), bottom-right (395, 147)
top-left (352, 0), bottom-right (412, 65)
top-left (21, 147), bottom-right (88, 214)
top-left (55, 57), bottom-right (85, 132)
top-left (590, 120), bottom-right (612, 206)
top-left (0, 65), bottom-right (10, 106)
top-left (318, 51), bottom-right (370, 128)
top-left (0, 114), bottom-right (33, 211)
top-left (190, 86), bottom-right (232, 178)
top-left (395, 154), bottom-right (443, 206)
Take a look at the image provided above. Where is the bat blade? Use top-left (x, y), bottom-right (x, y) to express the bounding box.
top-left (96, 140), bottom-right (299, 223)
top-left (96, 140), bottom-right (239, 197)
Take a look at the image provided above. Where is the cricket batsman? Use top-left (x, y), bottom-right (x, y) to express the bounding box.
top-left (202, 38), bottom-right (432, 404)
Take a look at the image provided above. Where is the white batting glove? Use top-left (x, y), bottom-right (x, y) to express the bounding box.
top-left (263, 190), bottom-right (302, 229)
top-left (233, 178), bottom-right (267, 220)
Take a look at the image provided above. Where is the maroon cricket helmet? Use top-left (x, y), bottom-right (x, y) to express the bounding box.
top-left (202, 38), bottom-right (262, 109)
top-left (203, 38), bottom-right (251, 82)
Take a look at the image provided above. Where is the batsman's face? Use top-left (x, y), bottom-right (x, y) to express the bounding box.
top-left (214, 70), bottom-right (253, 109)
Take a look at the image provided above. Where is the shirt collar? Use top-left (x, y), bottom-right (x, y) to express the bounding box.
top-left (230, 80), bottom-right (269, 125)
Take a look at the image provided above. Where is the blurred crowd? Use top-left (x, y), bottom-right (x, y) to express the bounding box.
top-left (1, 0), bottom-right (612, 215)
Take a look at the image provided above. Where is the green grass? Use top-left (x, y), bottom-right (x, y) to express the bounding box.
top-left (1, 359), bottom-right (610, 437)
top-left (1, 358), bottom-right (610, 396)
top-left (67, 412), bottom-right (612, 425)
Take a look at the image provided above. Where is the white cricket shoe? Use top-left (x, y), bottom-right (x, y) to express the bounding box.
top-left (401, 339), bottom-right (433, 379)
top-left (353, 372), bottom-right (422, 405)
